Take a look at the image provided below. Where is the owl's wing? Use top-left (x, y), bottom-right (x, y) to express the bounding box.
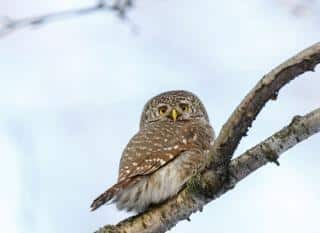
top-left (118, 121), bottom-right (214, 181)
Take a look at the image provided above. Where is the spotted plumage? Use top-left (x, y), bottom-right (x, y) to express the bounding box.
top-left (91, 90), bottom-right (215, 212)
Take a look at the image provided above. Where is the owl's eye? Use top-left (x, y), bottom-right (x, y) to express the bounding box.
top-left (158, 106), bottom-right (168, 115)
top-left (180, 103), bottom-right (189, 112)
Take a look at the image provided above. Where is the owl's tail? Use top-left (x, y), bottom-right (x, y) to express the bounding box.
top-left (90, 183), bottom-right (120, 211)
top-left (90, 177), bottom-right (137, 211)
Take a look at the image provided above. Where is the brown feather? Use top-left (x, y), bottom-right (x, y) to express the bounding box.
top-left (118, 120), bottom-right (213, 181)
top-left (90, 177), bottom-right (140, 211)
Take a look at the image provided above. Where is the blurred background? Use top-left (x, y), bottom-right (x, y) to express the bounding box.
top-left (1, 0), bottom-right (320, 233)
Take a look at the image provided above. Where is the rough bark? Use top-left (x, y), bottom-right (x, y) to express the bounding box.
top-left (96, 42), bottom-right (320, 233)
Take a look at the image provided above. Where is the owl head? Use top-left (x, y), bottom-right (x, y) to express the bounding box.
top-left (140, 90), bottom-right (209, 128)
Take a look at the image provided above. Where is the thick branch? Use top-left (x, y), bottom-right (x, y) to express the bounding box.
top-left (97, 108), bottom-right (320, 233)
top-left (209, 42), bottom-right (320, 170)
top-left (96, 42), bottom-right (320, 233)
top-left (226, 108), bottom-right (320, 191)
top-left (0, 0), bottom-right (133, 38)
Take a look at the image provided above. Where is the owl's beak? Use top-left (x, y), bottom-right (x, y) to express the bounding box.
top-left (170, 108), bottom-right (180, 122)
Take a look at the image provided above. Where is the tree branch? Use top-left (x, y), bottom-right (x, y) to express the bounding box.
top-left (209, 42), bottom-right (320, 170)
top-left (95, 42), bottom-right (320, 233)
top-left (0, 0), bottom-right (133, 38)
top-left (227, 107), bottom-right (320, 190)
top-left (96, 107), bottom-right (320, 233)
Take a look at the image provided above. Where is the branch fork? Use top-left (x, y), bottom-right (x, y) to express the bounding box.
top-left (97, 42), bottom-right (320, 233)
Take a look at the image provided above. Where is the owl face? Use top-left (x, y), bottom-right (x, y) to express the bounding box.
top-left (140, 90), bottom-right (209, 128)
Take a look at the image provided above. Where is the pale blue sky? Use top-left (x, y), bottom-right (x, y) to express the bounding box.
top-left (0, 1), bottom-right (320, 233)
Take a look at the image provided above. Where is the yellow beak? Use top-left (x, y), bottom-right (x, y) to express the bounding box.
top-left (171, 108), bottom-right (178, 122)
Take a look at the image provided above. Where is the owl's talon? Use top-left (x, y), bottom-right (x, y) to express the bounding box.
top-left (266, 154), bottom-right (280, 166)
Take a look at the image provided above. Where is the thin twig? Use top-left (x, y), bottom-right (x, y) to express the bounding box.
top-left (0, 0), bottom-right (134, 38)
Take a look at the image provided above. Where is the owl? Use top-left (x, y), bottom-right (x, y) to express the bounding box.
top-left (91, 90), bottom-right (215, 212)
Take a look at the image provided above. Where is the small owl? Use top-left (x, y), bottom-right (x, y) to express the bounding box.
top-left (91, 90), bottom-right (215, 212)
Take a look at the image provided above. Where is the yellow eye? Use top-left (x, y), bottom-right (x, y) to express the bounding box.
top-left (159, 106), bottom-right (167, 115)
top-left (180, 104), bottom-right (189, 112)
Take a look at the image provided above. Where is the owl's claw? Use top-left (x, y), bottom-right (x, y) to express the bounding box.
top-left (266, 154), bottom-right (280, 166)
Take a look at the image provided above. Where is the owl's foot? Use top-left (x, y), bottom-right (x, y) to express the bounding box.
top-left (266, 153), bottom-right (280, 166)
